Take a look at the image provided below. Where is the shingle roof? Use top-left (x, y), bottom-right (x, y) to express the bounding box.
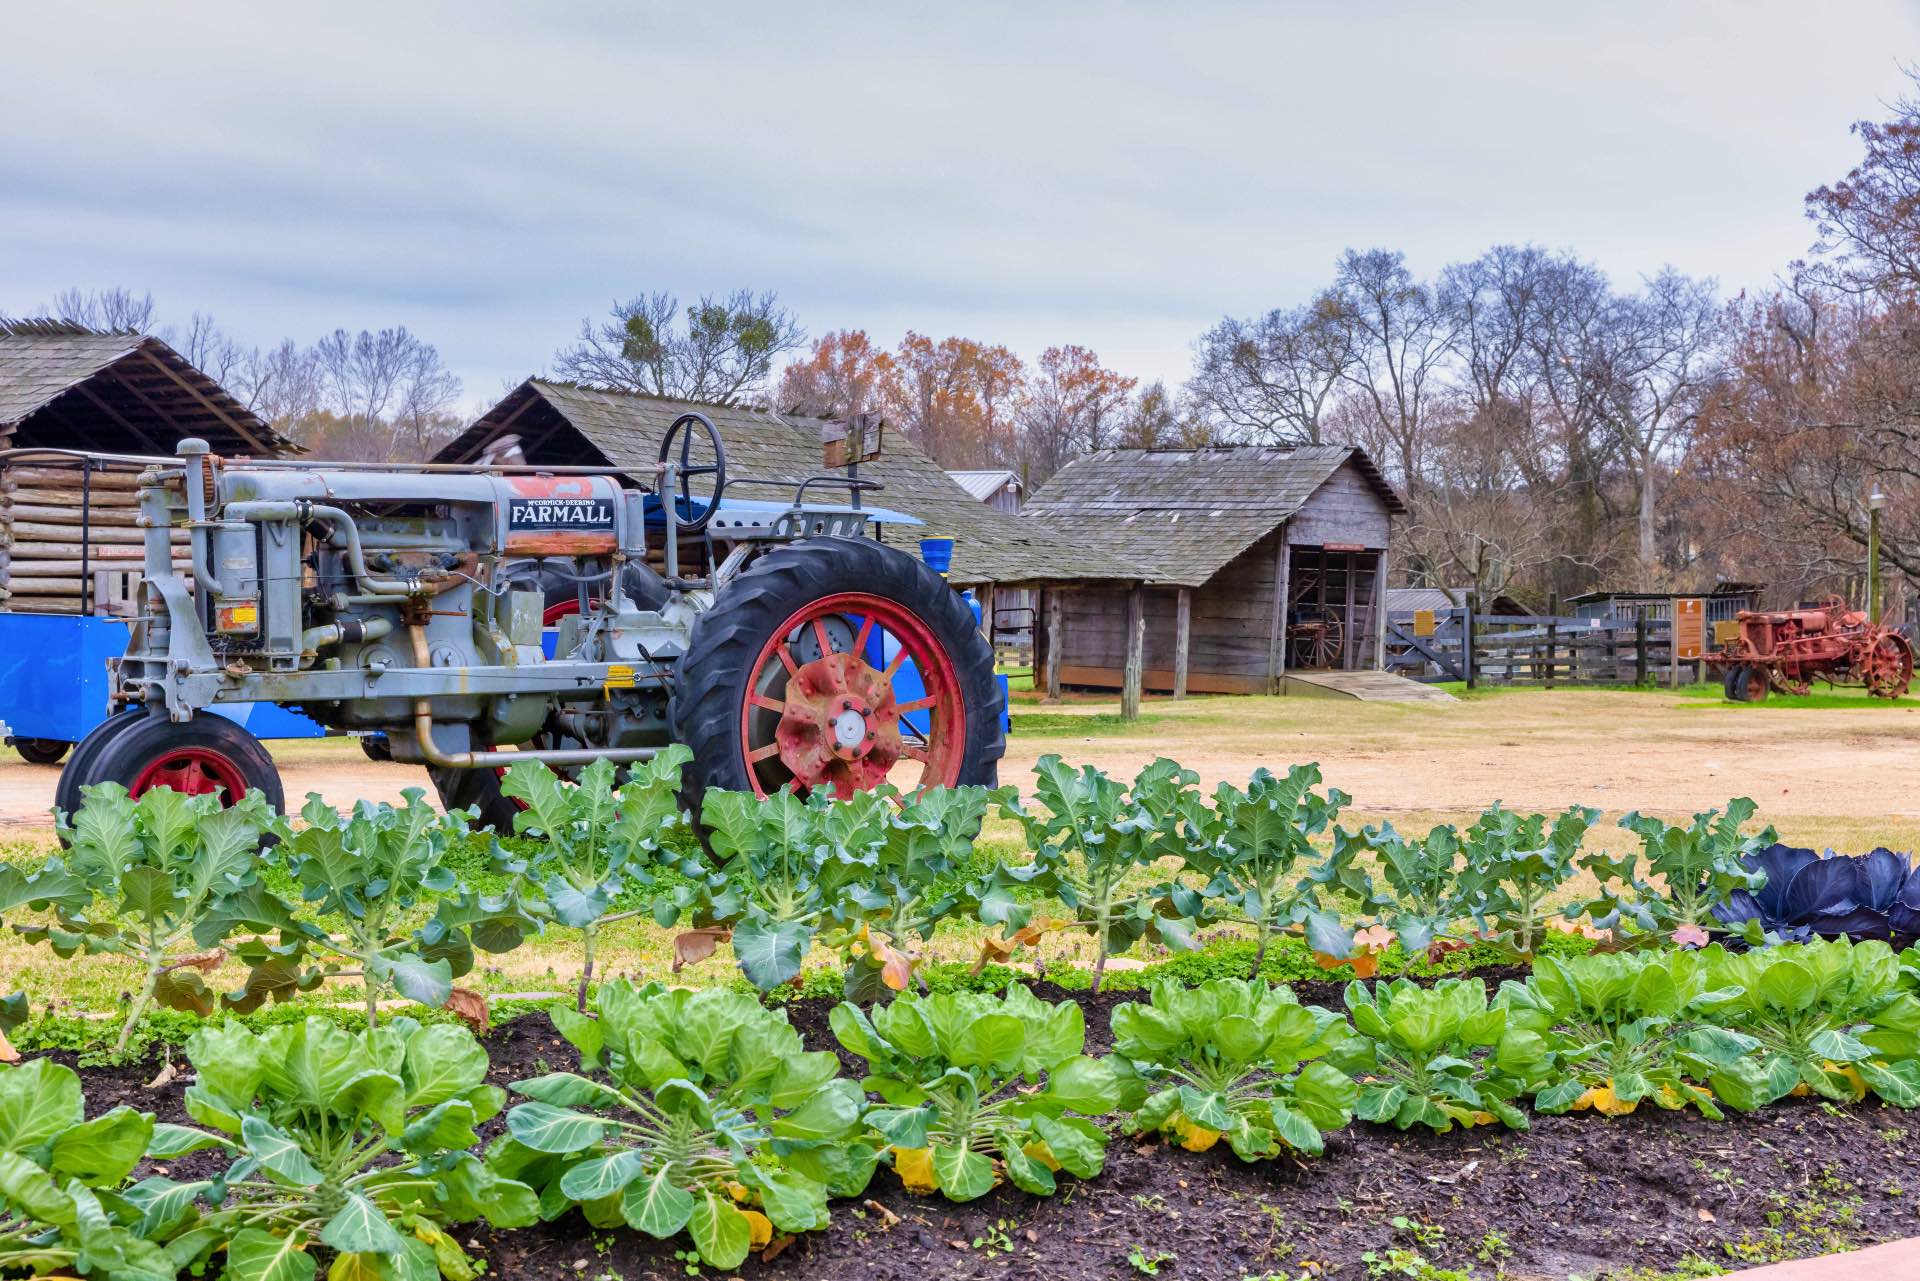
top-left (1020, 445), bottom-right (1406, 588)
top-left (0, 320), bottom-right (287, 455)
top-left (945, 469), bottom-right (1022, 502)
top-left (437, 380), bottom-right (1149, 586)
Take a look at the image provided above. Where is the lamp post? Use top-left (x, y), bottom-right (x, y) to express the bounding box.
top-left (1868, 488), bottom-right (1887, 622)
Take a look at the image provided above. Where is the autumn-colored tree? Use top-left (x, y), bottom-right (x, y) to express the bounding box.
top-left (777, 329), bottom-right (898, 419)
top-left (1118, 381), bottom-right (1213, 449)
top-left (882, 332), bottom-right (1026, 468)
top-left (1014, 345), bottom-right (1136, 485)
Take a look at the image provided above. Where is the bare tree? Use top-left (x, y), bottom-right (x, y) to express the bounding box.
top-left (46, 286), bottom-right (157, 332)
top-left (311, 327), bottom-right (462, 458)
top-left (1332, 249), bottom-right (1457, 490)
top-left (1187, 293), bottom-right (1353, 443)
top-left (1119, 380), bottom-right (1214, 449)
top-left (555, 289), bottom-right (804, 404)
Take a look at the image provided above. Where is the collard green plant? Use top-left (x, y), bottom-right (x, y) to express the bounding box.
top-left (1703, 937), bottom-right (1920, 1107)
top-left (497, 749), bottom-right (691, 1010)
top-left (243, 790), bottom-right (531, 1028)
top-left (1105, 978), bottom-right (1357, 1159)
top-left (153, 1016), bottom-right (536, 1281)
top-left (1497, 951), bottom-right (1760, 1118)
top-left (1460, 803), bottom-right (1598, 957)
top-left (1340, 820), bottom-right (1478, 958)
top-left (13, 783), bottom-right (286, 1056)
top-left (1715, 843), bottom-right (1920, 944)
top-left (1182, 765), bottom-right (1360, 969)
top-left (1337, 977), bottom-right (1547, 1132)
top-left (0, 1057), bottom-right (170, 1280)
top-left (1580, 799), bottom-right (1775, 946)
top-left (832, 985), bottom-right (1121, 1200)
top-left (488, 981), bottom-right (870, 1269)
top-left (1004, 756), bottom-right (1204, 992)
top-left (679, 786), bottom-right (897, 990)
top-left (832, 785), bottom-right (996, 1000)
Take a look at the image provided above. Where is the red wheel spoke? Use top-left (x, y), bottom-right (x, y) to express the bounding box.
top-left (811, 618), bottom-right (836, 660)
top-left (882, 647), bottom-right (910, 680)
top-left (895, 695), bottom-right (938, 715)
top-left (853, 615), bottom-right (875, 656)
top-left (746, 742), bottom-right (781, 763)
top-left (776, 644), bottom-right (800, 675)
top-left (748, 692), bottom-right (786, 713)
top-left (901, 745), bottom-right (928, 763)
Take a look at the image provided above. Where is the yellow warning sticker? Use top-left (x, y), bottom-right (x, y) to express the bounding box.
top-left (603, 664), bottom-right (637, 691)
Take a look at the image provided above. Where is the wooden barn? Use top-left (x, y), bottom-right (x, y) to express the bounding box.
top-left (1020, 445), bottom-right (1407, 696)
top-left (0, 321), bottom-right (288, 615)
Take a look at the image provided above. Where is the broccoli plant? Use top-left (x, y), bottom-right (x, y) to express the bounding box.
top-left (1105, 978), bottom-right (1357, 1159)
top-left (488, 981), bottom-right (872, 1269)
top-left (1497, 950), bottom-right (1761, 1118)
top-left (1704, 937), bottom-right (1920, 1107)
top-left (1005, 756), bottom-right (1205, 992)
top-left (1579, 799), bottom-right (1775, 947)
top-left (1460, 803), bottom-right (1598, 957)
top-left (1342, 820), bottom-right (1481, 958)
top-left (0, 1057), bottom-right (170, 1280)
top-left (10, 783), bottom-right (286, 1058)
top-left (150, 1015), bottom-right (537, 1281)
top-left (497, 749), bottom-right (691, 1010)
top-left (833, 985), bottom-right (1120, 1201)
top-left (242, 790), bottom-right (532, 1030)
top-left (1183, 764), bottom-right (1359, 971)
top-left (1336, 977), bottom-right (1548, 1131)
top-left (679, 787), bottom-right (894, 990)
top-left (830, 785), bottom-right (996, 1000)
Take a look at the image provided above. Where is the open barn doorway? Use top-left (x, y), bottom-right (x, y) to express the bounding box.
top-left (1287, 546), bottom-right (1379, 670)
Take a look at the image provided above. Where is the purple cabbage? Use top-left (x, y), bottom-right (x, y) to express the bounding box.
top-left (1713, 843), bottom-right (1920, 942)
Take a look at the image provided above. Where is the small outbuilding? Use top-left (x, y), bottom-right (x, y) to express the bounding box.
top-left (945, 469), bottom-right (1025, 513)
top-left (1020, 445), bottom-right (1407, 695)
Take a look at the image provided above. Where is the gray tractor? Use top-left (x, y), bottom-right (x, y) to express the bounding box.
top-left (22, 413), bottom-right (1003, 825)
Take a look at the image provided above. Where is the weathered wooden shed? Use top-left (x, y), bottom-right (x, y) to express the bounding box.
top-left (0, 321), bottom-right (288, 615)
top-left (1020, 445), bottom-right (1407, 695)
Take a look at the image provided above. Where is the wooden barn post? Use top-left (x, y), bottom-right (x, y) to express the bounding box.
top-left (979, 582), bottom-right (996, 644)
top-left (1371, 548), bottom-right (1387, 670)
top-left (1122, 585), bottom-right (1145, 721)
top-left (1173, 587), bottom-right (1191, 699)
top-left (1267, 528), bottom-right (1290, 694)
top-left (1044, 589), bottom-right (1063, 702)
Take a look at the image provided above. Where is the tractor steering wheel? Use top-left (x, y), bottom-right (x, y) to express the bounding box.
top-left (658, 411), bottom-right (728, 533)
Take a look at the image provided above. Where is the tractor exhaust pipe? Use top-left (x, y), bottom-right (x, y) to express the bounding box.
top-left (405, 624), bottom-right (659, 770)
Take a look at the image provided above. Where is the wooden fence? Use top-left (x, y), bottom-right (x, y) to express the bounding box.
top-left (1385, 608), bottom-right (1696, 687)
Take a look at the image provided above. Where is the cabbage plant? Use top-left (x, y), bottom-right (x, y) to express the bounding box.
top-left (1183, 764), bottom-right (1360, 968)
top-left (151, 1016), bottom-right (537, 1281)
top-left (832, 985), bottom-right (1121, 1200)
top-left (1004, 756), bottom-right (1204, 991)
top-left (1460, 803), bottom-right (1598, 956)
top-left (14, 783), bottom-right (286, 1056)
top-left (1497, 951), bottom-right (1761, 1118)
top-left (489, 981), bottom-right (872, 1269)
top-left (1337, 977), bottom-right (1547, 1131)
top-left (1105, 978), bottom-right (1358, 1159)
top-left (1703, 937), bottom-right (1920, 1106)
top-left (1580, 799), bottom-right (1774, 946)
top-left (0, 1057), bottom-right (170, 1281)
top-left (498, 749), bottom-right (691, 1010)
top-left (1341, 820), bottom-right (1482, 957)
top-left (1714, 844), bottom-right (1920, 943)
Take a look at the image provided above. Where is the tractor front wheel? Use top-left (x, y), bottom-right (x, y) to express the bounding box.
top-left (1862, 632), bottom-right (1915, 699)
top-left (8, 738), bottom-right (70, 766)
top-left (670, 536), bottom-right (1003, 801)
top-left (1722, 664), bottom-right (1769, 702)
top-left (59, 712), bottom-right (283, 815)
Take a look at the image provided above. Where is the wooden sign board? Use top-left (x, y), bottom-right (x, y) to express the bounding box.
top-left (1713, 618), bottom-right (1742, 647)
top-left (1321, 542), bottom-right (1365, 553)
top-left (1413, 608), bottom-right (1437, 637)
top-left (822, 412), bottom-right (884, 468)
top-left (1674, 597), bottom-right (1706, 659)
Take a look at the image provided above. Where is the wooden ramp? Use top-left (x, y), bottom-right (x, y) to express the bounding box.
top-left (1282, 671), bottom-right (1456, 703)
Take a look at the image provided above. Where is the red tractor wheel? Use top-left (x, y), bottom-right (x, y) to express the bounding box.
top-left (58, 712), bottom-right (283, 816)
top-left (1861, 632), bottom-right (1915, 699)
top-left (1722, 664), bottom-right (1770, 702)
top-left (671, 537), bottom-right (1003, 801)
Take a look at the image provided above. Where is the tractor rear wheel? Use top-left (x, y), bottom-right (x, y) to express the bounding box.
top-left (8, 737), bottom-right (69, 766)
top-left (60, 712), bottom-right (283, 813)
top-left (670, 536), bottom-right (1003, 802)
top-left (1862, 632), bottom-right (1915, 699)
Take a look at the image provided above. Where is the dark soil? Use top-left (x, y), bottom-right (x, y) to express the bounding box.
top-left (63, 977), bottom-right (1920, 1281)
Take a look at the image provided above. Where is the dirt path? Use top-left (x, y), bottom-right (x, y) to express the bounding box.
top-left (4, 688), bottom-right (1917, 843)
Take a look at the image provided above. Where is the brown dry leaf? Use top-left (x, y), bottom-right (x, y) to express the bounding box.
top-left (446, 988), bottom-right (489, 1034)
top-left (672, 927), bottom-right (731, 972)
top-left (144, 1060), bottom-right (178, 1090)
top-left (1696, 1207), bottom-right (1716, 1223)
top-left (760, 1234), bottom-right (796, 1263)
top-left (861, 1199), bottom-right (901, 1227)
top-left (875, 938), bottom-right (916, 991)
top-left (0, 1028), bottom-right (19, 1065)
top-left (171, 949), bottom-right (226, 974)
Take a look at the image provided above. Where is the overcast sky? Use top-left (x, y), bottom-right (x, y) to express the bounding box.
top-left (3, 1), bottom-right (1916, 412)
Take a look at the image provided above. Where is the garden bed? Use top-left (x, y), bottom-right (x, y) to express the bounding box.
top-left (57, 984), bottom-right (1920, 1281)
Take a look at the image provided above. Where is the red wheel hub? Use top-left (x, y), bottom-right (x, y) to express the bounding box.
top-left (131, 747), bottom-right (249, 802)
top-left (740, 593), bottom-right (965, 799)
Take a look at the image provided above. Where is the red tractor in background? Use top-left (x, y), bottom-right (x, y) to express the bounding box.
top-left (1705, 596), bottom-right (1913, 701)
